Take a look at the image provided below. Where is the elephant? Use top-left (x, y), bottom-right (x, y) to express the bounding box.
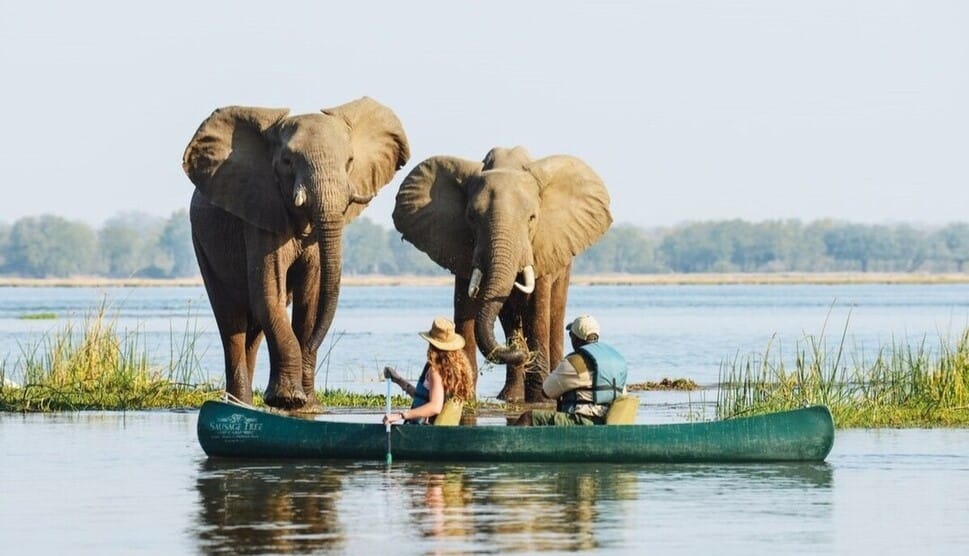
top-left (392, 147), bottom-right (611, 402)
top-left (182, 97), bottom-right (409, 410)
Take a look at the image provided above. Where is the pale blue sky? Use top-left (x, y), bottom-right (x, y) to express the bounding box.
top-left (1, 0), bottom-right (967, 230)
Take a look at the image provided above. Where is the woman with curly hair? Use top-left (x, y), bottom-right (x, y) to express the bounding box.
top-left (383, 317), bottom-right (475, 425)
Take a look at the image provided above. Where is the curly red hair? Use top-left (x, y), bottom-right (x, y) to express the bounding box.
top-left (427, 346), bottom-right (475, 401)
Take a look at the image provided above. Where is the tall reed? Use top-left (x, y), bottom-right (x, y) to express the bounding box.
top-left (0, 304), bottom-right (220, 411)
top-left (718, 320), bottom-right (969, 427)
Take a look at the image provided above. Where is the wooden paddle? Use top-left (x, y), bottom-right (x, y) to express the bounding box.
top-left (385, 376), bottom-right (393, 465)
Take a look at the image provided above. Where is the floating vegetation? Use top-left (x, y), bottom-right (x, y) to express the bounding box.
top-left (628, 378), bottom-right (701, 391)
top-left (717, 319), bottom-right (969, 428)
top-left (0, 304), bottom-right (220, 412)
top-left (18, 312), bottom-right (57, 320)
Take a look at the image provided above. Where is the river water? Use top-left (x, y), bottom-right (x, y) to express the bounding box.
top-left (2, 284), bottom-right (969, 553)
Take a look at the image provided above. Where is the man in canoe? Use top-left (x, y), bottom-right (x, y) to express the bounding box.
top-left (514, 315), bottom-right (628, 426)
top-left (383, 317), bottom-right (475, 425)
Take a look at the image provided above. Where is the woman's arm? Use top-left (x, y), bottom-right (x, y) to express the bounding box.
top-left (384, 366), bottom-right (416, 397)
top-left (402, 367), bottom-right (444, 420)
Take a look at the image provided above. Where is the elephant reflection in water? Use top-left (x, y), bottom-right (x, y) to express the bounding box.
top-left (194, 461), bottom-right (346, 554)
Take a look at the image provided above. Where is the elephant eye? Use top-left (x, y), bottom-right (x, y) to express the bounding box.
top-left (346, 157), bottom-right (354, 172)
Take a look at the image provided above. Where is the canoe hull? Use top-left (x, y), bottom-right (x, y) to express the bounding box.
top-left (197, 401), bottom-right (834, 463)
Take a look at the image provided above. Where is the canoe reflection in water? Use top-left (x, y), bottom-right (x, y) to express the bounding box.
top-left (193, 460), bottom-right (832, 553)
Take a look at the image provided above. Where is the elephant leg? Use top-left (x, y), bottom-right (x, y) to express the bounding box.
top-left (496, 295), bottom-right (527, 402)
top-left (244, 321), bottom-right (263, 394)
top-left (249, 254), bottom-right (306, 409)
top-left (256, 302), bottom-right (306, 408)
top-left (523, 275), bottom-right (553, 402)
top-left (453, 277), bottom-right (478, 396)
top-left (193, 233), bottom-right (253, 404)
top-left (206, 299), bottom-right (251, 403)
top-left (548, 263), bottom-right (572, 368)
top-left (219, 323), bottom-right (252, 404)
top-left (290, 257), bottom-right (323, 411)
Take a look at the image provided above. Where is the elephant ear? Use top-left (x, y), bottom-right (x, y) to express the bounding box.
top-left (393, 156), bottom-right (483, 278)
top-left (182, 106), bottom-right (291, 233)
top-left (322, 97), bottom-right (410, 222)
top-left (527, 155), bottom-right (613, 272)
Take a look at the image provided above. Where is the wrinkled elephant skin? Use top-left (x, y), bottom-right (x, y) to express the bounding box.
top-left (393, 147), bottom-right (611, 401)
top-left (183, 98), bottom-right (409, 410)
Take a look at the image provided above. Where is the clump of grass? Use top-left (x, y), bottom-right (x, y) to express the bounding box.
top-left (0, 304), bottom-right (220, 412)
top-left (320, 390), bottom-right (411, 408)
top-left (628, 378), bottom-right (701, 391)
top-left (19, 312), bottom-right (57, 320)
top-left (717, 320), bottom-right (969, 427)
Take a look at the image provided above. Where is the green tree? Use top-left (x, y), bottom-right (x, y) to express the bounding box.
top-left (158, 209), bottom-right (197, 277)
top-left (388, 233), bottom-right (445, 275)
top-left (343, 217), bottom-right (393, 274)
top-left (6, 215), bottom-right (98, 277)
top-left (888, 224), bottom-right (927, 272)
top-left (576, 224), bottom-right (654, 273)
top-left (0, 222), bottom-right (9, 270)
top-left (98, 212), bottom-right (165, 277)
top-left (937, 223), bottom-right (969, 271)
top-left (822, 223), bottom-right (886, 272)
top-left (659, 221), bottom-right (733, 272)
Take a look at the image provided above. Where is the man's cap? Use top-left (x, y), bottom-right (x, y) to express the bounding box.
top-left (566, 315), bottom-right (600, 341)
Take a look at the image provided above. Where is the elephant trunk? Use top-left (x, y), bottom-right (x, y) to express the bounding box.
top-left (308, 216), bottom-right (344, 351)
top-left (473, 243), bottom-right (528, 365)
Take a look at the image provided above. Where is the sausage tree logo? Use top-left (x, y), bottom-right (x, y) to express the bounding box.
top-left (210, 413), bottom-right (263, 439)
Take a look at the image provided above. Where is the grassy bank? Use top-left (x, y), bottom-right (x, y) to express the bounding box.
top-left (0, 306), bottom-right (219, 411)
top-left (0, 308), bottom-right (417, 412)
top-left (717, 320), bottom-right (969, 427)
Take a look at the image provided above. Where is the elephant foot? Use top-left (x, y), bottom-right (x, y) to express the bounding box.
top-left (225, 387), bottom-right (254, 406)
top-left (264, 381), bottom-right (308, 410)
top-left (524, 391), bottom-right (547, 403)
top-left (293, 397), bottom-right (324, 414)
top-left (496, 383), bottom-right (524, 403)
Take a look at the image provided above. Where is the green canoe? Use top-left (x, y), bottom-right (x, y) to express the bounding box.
top-left (197, 400), bottom-right (834, 463)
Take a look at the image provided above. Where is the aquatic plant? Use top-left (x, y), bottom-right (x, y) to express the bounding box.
top-left (0, 304), bottom-right (220, 412)
top-left (18, 312), bottom-right (58, 320)
top-left (717, 319), bottom-right (969, 427)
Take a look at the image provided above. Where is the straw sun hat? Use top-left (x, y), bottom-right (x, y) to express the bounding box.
top-left (420, 317), bottom-right (466, 351)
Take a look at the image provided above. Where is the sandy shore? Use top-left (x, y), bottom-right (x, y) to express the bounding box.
top-left (1, 272), bottom-right (968, 288)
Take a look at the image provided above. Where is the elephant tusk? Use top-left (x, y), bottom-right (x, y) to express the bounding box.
top-left (468, 268), bottom-right (483, 299)
top-left (514, 265), bottom-right (535, 294)
top-left (293, 184), bottom-right (307, 207)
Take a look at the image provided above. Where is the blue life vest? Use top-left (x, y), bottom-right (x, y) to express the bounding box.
top-left (410, 363), bottom-right (430, 408)
top-left (406, 363), bottom-right (431, 424)
top-left (557, 342), bottom-right (628, 411)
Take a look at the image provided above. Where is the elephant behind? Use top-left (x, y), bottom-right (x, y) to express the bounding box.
top-left (183, 97), bottom-right (409, 410)
top-left (393, 147), bottom-right (611, 402)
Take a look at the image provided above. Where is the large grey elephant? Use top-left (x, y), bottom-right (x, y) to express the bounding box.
top-left (183, 97), bottom-right (409, 410)
top-left (393, 147), bottom-right (611, 402)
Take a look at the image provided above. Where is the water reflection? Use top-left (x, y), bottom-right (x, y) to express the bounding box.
top-left (193, 459), bottom-right (832, 554)
top-left (194, 460), bottom-right (347, 554)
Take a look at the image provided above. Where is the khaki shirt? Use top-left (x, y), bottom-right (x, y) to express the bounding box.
top-left (543, 353), bottom-right (625, 419)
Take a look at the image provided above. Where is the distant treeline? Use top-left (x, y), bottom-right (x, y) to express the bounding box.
top-left (1, 212), bottom-right (969, 278)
